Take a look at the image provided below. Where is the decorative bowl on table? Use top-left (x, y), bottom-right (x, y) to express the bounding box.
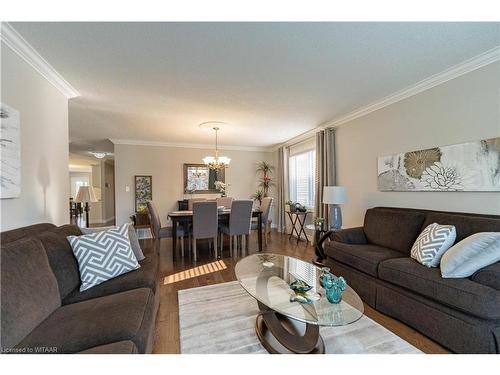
top-left (289, 279), bottom-right (313, 294)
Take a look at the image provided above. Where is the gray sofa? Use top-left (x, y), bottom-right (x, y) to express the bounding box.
top-left (0, 223), bottom-right (159, 354)
top-left (323, 207), bottom-right (500, 353)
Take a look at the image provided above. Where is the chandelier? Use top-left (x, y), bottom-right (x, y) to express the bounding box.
top-left (202, 126), bottom-right (231, 170)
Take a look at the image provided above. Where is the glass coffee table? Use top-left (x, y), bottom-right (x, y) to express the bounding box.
top-left (235, 253), bottom-right (364, 354)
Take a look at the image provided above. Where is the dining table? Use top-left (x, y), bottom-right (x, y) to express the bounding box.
top-left (168, 208), bottom-right (263, 258)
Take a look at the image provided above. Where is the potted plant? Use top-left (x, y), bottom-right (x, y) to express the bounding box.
top-left (252, 189), bottom-right (264, 206)
top-left (286, 200), bottom-right (297, 212)
top-left (256, 161), bottom-right (274, 197)
top-left (314, 217), bottom-right (325, 231)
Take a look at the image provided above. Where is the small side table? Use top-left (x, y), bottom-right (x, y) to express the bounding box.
top-left (286, 211), bottom-right (309, 243)
top-left (306, 224), bottom-right (333, 265)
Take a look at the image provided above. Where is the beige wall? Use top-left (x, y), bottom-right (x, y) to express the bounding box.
top-left (114, 144), bottom-right (275, 225)
top-left (335, 62), bottom-right (500, 227)
top-left (103, 160), bottom-right (115, 223)
top-left (1, 44), bottom-right (69, 231)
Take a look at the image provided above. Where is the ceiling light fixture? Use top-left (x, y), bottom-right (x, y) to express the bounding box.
top-left (90, 151), bottom-right (107, 159)
top-left (202, 125), bottom-right (231, 170)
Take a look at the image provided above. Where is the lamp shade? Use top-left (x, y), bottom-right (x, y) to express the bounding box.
top-left (75, 185), bottom-right (98, 203)
top-left (323, 186), bottom-right (347, 205)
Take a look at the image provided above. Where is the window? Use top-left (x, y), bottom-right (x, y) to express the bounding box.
top-left (288, 149), bottom-right (316, 209)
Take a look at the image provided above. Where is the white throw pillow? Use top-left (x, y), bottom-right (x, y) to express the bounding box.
top-left (67, 223), bottom-right (140, 291)
top-left (411, 223), bottom-right (456, 267)
top-left (441, 232), bottom-right (500, 278)
top-left (80, 223), bottom-right (145, 261)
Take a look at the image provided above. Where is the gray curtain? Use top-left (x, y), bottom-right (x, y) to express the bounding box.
top-left (314, 128), bottom-right (336, 228)
top-left (277, 146), bottom-right (289, 233)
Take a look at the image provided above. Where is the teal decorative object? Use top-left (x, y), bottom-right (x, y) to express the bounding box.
top-left (290, 293), bottom-right (314, 304)
top-left (320, 271), bottom-right (347, 304)
top-left (290, 279), bottom-right (313, 294)
top-left (289, 279), bottom-right (314, 304)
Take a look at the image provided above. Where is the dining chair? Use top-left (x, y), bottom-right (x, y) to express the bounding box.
top-left (147, 201), bottom-right (185, 256)
top-left (192, 201), bottom-right (218, 262)
top-left (188, 198), bottom-right (206, 210)
top-left (219, 199), bottom-right (253, 257)
top-left (216, 197), bottom-right (233, 208)
top-left (251, 197), bottom-right (273, 246)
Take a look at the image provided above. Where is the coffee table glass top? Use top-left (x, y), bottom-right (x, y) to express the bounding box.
top-left (235, 253), bottom-right (364, 327)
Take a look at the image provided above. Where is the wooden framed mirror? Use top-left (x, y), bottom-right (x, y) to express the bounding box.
top-left (183, 164), bottom-right (225, 194)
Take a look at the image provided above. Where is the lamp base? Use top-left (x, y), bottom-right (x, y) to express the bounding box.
top-left (84, 202), bottom-right (90, 228)
top-left (330, 205), bottom-right (342, 231)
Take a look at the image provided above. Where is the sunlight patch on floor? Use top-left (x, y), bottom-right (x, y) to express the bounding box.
top-left (163, 260), bottom-right (227, 285)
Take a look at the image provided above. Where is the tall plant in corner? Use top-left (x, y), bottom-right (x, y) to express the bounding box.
top-left (256, 161), bottom-right (274, 197)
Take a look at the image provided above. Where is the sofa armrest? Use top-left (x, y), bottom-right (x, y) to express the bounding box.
top-left (330, 227), bottom-right (367, 245)
top-left (471, 261), bottom-right (500, 291)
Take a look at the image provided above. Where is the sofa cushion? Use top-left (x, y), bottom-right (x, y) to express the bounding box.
top-left (364, 208), bottom-right (425, 254)
top-left (325, 241), bottom-right (404, 277)
top-left (78, 340), bottom-right (139, 354)
top-left (441, 233), bottom-right (500, 278)
top-left (0, 223), bottom-right (57, 245)
top-left (1, 238), bottom-right (61, 349)
top-left (67, 223), bottom-right (140, 292)
top-left (410, 223), bottom-right (456, 267)
top-left (378, 257), bottom-right (500, 320)
top-left (36, 225), bottom-right (82, 299)
top-left (471, 262), bottom-right (500, 291)
top-left (81, 223), bottom-right (145, 261)
top-left (62, 249), bottom-right (158, 305)
top-left (330, 227), bottom-right (367, 244)
top-left (422, 212), bottom-right (500, 243)
top-left (16, 288), bottom-right (156, 353)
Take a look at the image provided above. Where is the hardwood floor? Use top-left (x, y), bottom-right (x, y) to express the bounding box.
top-left (150, 230), bottom-right (449, 354)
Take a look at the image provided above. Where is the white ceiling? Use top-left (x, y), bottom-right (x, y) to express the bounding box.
top-left (11, 22), bottom-right (500, 151)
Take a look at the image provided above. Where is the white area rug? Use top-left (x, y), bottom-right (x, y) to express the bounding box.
top-left (178, 281), bottom-right (422, 354)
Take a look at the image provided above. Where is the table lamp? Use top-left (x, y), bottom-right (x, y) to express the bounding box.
top-left (322, 186), bottom-right (347, 230)
top-left (75, 186), bottom-right (98, 228)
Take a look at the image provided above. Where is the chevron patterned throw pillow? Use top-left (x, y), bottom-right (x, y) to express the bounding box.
top-left (411, 223), bottom-right (456, 267)
top-left (67, 223), bottom-right (140, 291)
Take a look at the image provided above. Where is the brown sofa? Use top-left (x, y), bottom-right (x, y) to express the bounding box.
top-left (0, 223), bottom-right (160, 354)
top-left (323, 207), bottom-right (500, 354)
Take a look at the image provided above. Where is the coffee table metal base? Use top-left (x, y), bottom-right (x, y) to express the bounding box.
top-left (255, 303), bottom-right (325, 354)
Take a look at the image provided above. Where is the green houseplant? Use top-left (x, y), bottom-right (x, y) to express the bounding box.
top-left (252, 189), bottom-right (264, 206)
top-left (256, 161), bottom-right (274, 197)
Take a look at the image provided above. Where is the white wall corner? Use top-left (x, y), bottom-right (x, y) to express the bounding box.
top-left (0, 22), bottom-right (80, 99)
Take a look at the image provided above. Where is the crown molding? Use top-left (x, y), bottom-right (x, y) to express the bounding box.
top-left (109, 138), bottom-right (273, 152)
top-left (0, 22), bottom-right (80, 99)
top-left (273, 45), bottom-right (500, 152)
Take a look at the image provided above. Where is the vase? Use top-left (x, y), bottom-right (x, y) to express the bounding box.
top-left (320, 269), bottom-right (347, 304)
top-left (325, 276), bottom-right (347, 304)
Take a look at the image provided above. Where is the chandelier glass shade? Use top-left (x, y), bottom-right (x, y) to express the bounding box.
top-left (203, 126), bottom-right (231, 170)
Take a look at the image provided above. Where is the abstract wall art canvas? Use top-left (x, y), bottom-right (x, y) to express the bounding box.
top-left (135, 175), bottom-right (152, 212)
top-left (378, 137), bottom-right (500, 192)
top-left (0, 103), bottom-right (21, 199)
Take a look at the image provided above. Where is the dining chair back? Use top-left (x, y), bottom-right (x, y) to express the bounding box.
top-left (188, 198), bottom-right (206, 210)
top-left (220, 200), bottom-right (253, 257)
top-left (228, 200), bottom-right (253, 235)
top-left (192, 201), bottom-right (218, 261)
top-left (260, 197), bottom-right (273, 224)
top-left (250, 197), bottom-right (273, 246)
top-left (216, 197), bottom-right (233, 208)
top-left (147, 201), bottom-right (185, 255)
top-left (147, 201), bottom-right (162, 238)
